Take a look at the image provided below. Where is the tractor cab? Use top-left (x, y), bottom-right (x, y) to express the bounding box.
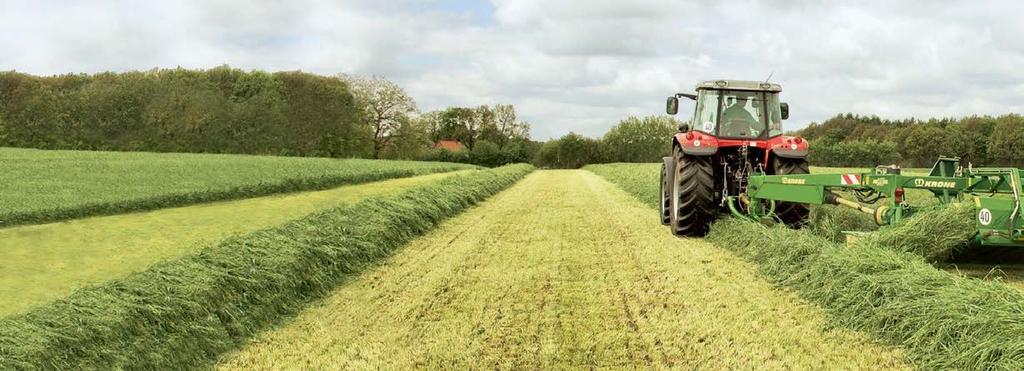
top-left (667, 80), bottom-right (788, 139)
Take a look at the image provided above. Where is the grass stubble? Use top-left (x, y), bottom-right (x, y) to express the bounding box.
top-left (219, 170), bottom-right (908, 369)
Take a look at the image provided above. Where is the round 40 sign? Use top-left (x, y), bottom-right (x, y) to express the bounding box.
top-left (979, 208), bottom-right (993, 226)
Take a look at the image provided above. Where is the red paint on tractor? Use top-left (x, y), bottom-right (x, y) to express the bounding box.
top-left (674, 132), bottom-right (809, 161)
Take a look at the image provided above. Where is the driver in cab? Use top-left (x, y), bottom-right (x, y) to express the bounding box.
top-left (721, 96), bottom-right (759, 137)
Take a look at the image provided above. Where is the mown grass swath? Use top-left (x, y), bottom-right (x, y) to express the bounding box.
top-left (806, 205), bottom-right (879, 242)
top-left (586, 163), bottom-right (1024, 369)
top-left (708, 220), bottom-right (1024, 369)
top-left (0, 164), bottom-right (534, 369)
top-left (0, 171), bottom-right (460, 317)
top-left (863, 203), bottom-right (977, 262)
top-left (0, 147), bottom-right (476, 227)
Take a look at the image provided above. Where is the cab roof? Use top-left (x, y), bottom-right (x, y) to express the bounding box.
top-left (697, 80), bottom-right (782, 92)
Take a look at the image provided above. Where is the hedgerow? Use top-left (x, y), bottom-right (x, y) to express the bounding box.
top-left (0, 164), bottom-right (534, 369)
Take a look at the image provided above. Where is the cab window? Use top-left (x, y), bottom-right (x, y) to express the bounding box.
top-left (719, 91), bottom-right (767, 138)
top-left (693, 91), bottom-right (720, 134)
top-left (767, 93), bottom-right (783, 137)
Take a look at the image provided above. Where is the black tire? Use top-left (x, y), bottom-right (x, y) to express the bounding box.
top-left (670, 146), bottom-right (716, 236)
top-left (772, 156), bottom-right (810, 227)
top-left (659, 157), bottom-right (674, 225)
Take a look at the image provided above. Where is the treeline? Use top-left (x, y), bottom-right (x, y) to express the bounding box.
top-left (398, 105), bottom-right (537, 166)
top-left (0, 66), bottom-right (679, 168)
top-left (0, 67), bottom-right (537, 164)
top-left (10, 67), bottom-right (1015, 169)
top-left (402, 114), bottom-right (678, 168)
top-left (532, 116), bottom-right (679, 168)
top-left (797, 113), bottom-right (1024, 167)
top-left (0, 67), bottom-right (368, 157)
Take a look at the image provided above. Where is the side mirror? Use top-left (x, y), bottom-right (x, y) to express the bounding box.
top-left (666, 97), bottom-right (679, 115)
top-left (678, 123), bottom-right (690, 132)
top-left (780, 103), bottom-right (790, 120)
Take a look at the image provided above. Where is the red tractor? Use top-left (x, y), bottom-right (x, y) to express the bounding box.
top-left (661, 80), bottom-right (810, 236)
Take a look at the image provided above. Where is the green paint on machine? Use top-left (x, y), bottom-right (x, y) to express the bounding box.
top-left (740, 157), bottom-right (1024, 248)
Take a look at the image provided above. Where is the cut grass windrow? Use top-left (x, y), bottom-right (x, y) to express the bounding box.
top-left (807, 205), bottom-right (880, 242)
top-left (586, 163), bottom-right (1024, 369)
top-left (707, 220), bottom-right (1024, 369)
top-left (0, 164), bottom-right (534, 369)
top-left (865, 203), bottom-right (977, 263)
top-left (0, 147), bottom-right (476, 227)
top-left (808, 202), bottom-right (976, 263)
top-left (0, 171), bottom-right (461, 317)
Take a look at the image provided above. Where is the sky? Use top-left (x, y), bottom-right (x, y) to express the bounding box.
top-left (2, 0), bottom-right (1023, 139)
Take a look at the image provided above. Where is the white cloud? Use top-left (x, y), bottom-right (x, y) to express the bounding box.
top-left (1, 0), bottom-right (1023, 139)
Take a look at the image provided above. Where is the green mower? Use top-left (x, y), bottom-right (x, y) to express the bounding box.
top-left (737, 157), bottom-right (1024, 248)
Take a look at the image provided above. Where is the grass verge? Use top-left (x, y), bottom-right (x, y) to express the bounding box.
top-left (0, 164), bottom-right (533, 369)
top-left (0, 147), bottom-right (476, 227)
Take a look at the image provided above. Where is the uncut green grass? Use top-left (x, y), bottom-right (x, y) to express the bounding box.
top-left (0, 171), bottom-right (461, 317)
top-left (586, 163), bottom-right (1024, 369)
top-left (0, 164), bottom-right (534, 369)
top-left (0, 147), bottom-right (476, 227)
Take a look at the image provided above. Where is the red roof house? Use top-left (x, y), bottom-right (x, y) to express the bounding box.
top-left (434, 140), bottom-right (465, 151)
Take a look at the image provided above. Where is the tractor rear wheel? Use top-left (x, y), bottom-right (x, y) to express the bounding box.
top-left (771, 156), bottom-right (811, 227)
top-left (659, 157), bottom-right (674, 225)
top-left (670, 147), bottom-right (716, 236)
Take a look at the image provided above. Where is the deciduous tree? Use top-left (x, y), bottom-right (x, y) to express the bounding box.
top-left (342, 75), bottom-right (418, 158)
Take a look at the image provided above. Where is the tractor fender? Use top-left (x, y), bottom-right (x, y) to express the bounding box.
top-left (674, 132), bottom-right (718, 156)
top-left (768, 135), bottom-right (809, 158)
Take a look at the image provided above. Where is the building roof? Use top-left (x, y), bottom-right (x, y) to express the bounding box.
top-left (434, 140), bottom-right (465, 151)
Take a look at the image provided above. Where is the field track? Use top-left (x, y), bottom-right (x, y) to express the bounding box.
top-left (0, 171), bottom-right (459, 316)
top-left (219, 170), bottom-right (908, 369)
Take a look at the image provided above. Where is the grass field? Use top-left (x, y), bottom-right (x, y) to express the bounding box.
top-left (5, 154), bottom-right (1021, 368)
top-left (0, 147), bottom-right (475, 227)
top-left (0, 165), bottom-right (533, 369)
top-left (0, 171), bottom-right (462, 317)
top-left (218, 170), bottom-right (908, 369)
